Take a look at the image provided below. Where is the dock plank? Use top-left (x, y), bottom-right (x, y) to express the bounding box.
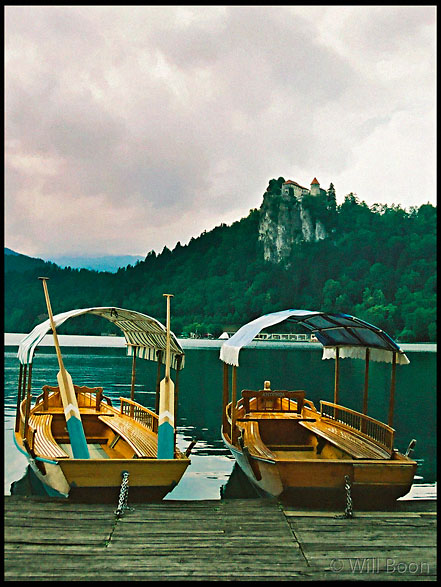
top-left (282, 503), bottom-right (436, 580)
top-left (4, 496), bottom-right (437, 581)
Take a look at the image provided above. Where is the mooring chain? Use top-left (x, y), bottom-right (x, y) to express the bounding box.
top-left (105, 471), bottom-right (132, 547)
top-left (344, 474), bottom-right (353, 518)
top-left (115, 470), bottom-right (130, 518)
top-left (335, 474), bottom-right (354, 519)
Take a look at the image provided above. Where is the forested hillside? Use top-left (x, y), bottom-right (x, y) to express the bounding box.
top-left (4, 192), bottom-right (436, 342)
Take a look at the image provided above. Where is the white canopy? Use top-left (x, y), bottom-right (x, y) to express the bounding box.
top-left (220, 309), bottom-right (410, 367)
top-left (17, 307), bottom-right (185, 370)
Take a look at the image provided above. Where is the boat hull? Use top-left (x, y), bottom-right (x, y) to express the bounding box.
top-left (14, 385), bottom-right (191, 502)
top-left (222, 428), bottom-right (416, 506)
top-left (60, 457), bottom-right (189, 502)
top-left (14, 432), bottom-right (190, 502)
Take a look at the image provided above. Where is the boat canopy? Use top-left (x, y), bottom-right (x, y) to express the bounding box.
top-left (219, 309), bottom-right (409, 367)
top-left (17, 307), bottom-right (185, 370)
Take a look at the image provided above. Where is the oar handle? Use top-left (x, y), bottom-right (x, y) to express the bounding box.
top-left (38, 277), bottom-right (64, 368)
top-left (38, 277), bottom-right (53, 319)
top-left (163, 294), bottom-right (174, 380)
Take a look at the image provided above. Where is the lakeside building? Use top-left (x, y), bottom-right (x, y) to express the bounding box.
top-left (221, 332), bottom-right (318, 342)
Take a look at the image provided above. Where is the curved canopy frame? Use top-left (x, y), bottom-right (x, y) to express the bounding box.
top-left (220, 309), bottom-right (409, 367)
top-left (18, 307), bottom-right (185, 370)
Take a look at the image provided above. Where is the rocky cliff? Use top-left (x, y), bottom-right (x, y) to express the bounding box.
top-left (258, 190), bottom-right (327, 264)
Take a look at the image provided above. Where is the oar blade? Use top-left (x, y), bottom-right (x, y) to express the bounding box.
top-left (157, 377), bottom-right (175, 459)
top-left (57, 370), bottom-right (90, 459)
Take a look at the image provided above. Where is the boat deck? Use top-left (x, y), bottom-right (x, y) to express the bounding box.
top-left (299, 419), bottom-right (392, 459)
top-left (236, 410), bottom-right (392, 460)
top-left (27, 401), bottom-right (161, 461)
top-left (270, 448), bottom-right (325, 460)
top-left (28, 413), bottom-right (70, 459)
top-left (238, 411), bottom-right (308, 419)
top-left (4, 496), bottom-right (436, 581)
top-left (98, 414), bottom-right (158, 458)
top-left (59, 443), bottom-right (109, 459)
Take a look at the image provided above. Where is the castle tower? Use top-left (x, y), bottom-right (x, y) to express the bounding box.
top-left (310, 178), bottom-right (320, 196)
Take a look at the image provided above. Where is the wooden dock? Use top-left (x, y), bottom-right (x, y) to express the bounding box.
top-left (4, 496), bottom-right (436, 581)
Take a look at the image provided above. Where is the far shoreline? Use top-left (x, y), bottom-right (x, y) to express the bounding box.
top-left (3, 333), bottom-right (437, 353)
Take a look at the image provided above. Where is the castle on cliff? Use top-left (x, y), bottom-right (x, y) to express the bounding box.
top-left (281, 178), bottom-right (326, 199)
top-left (258, 176), bottom-right (328, 264)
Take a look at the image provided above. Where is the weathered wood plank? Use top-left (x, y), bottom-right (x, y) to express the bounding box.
top-left (281, 502), bottom-right (437, 581)
top-left (4, 496), bottom-right (437, 581)
top-left (3, 570), bottom-right (437, 581)
top-left (284, 510), bottom-right (437, 518)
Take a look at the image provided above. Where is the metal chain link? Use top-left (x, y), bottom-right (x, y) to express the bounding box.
top-left (115, 470), bottom-right (130, 518)
top-left (105, 471), bottom-right (135, 547)
top-left (335, 474), bottom-right (354, 519)
top-left (343, 474), bottom-right (353, 518)
top-left (105, 471), bottom-right (132, 546)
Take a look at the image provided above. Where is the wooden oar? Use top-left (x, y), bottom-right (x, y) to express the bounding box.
top-left (157, 294), bottom-right (175, 459)
top-left (38, 277), bottom-right (90, 459)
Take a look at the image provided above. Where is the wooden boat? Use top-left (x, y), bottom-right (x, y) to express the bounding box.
top-left (220, 310), bottom-right (418, 506)
top-left (13, 279), bottom-right (192, 502)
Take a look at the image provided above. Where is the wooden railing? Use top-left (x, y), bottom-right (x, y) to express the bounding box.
top-left (320, 401), bottom-right (395, 452)
top-left (120, 398), bottom-right (158, 434)
top-left (19, 398), bottom-right (36, 453)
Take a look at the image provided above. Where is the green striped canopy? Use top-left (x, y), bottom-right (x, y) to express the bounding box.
top-left (17, 307), bottom-right (185, 370)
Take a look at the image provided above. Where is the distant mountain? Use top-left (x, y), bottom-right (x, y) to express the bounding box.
top-left (41, 254), bottom-right (144, 273)
top-left (4, 248), bottom-right (144, 273)
top-left (4, 248), bottom-right (51, 273)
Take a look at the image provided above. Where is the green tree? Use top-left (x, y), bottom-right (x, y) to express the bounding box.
top-left (4, 184), bottom-right (436, 343)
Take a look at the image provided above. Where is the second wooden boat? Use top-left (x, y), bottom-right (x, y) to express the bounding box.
top-left (220, 309), bottom-right (418, 506)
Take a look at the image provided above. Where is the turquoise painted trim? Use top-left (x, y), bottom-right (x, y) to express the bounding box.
top-left (157, 421), bottom-right (174, 459)
top-left (36, 456), bottom-right (59, 465)
top-left (66, 416), bottom-right (90, 458)
top-left (41, 481), bottom-right (68, 498)
top-left (12, 432), bottom-right (58, 465)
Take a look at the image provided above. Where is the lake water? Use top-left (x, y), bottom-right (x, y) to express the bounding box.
top-left (4, 338), bottom-right (437, 501)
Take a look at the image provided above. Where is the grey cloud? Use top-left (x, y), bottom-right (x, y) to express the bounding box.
top-left (350, 6), bottom-right (435, 54)
top-left (5, 6), bottom-right (436, 257)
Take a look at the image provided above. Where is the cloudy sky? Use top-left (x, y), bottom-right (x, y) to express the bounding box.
top-left (5, 5), bottom-right (436, 258)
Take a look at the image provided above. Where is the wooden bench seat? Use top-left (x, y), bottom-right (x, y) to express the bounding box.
top-left (28, 414), bottom-right (69, 459)
top-left (237, 420), bottom-right (276, 461)
top-left (299, 420), bottom-right (391, 459)
top-left (98, 415), bottom-right (157, 458)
